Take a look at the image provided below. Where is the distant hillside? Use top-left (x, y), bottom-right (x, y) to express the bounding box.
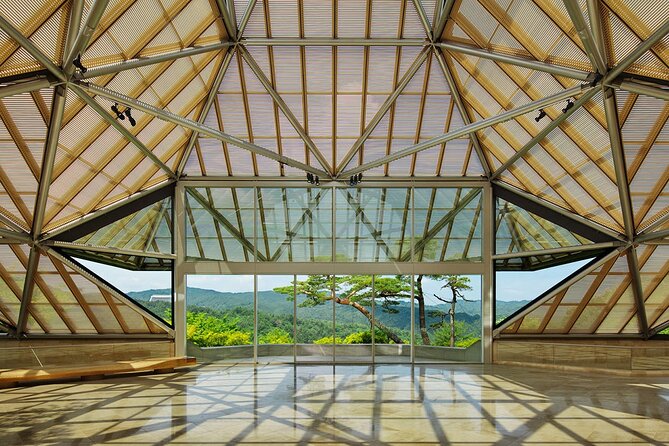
top-left (129, 287), bottom-right (530, 326)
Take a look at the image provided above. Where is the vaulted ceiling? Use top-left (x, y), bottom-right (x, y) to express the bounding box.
top-left (0, 0), bottom-right (667, 338)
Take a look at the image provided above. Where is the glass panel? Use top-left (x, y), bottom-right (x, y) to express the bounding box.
top-left (414, 275), bottom-right (482, 363)
top-left (185, 187), bottom-right (255, 261)
top-left (74, 258), bottom-right (173, 326)
top-left (495, 260), bottom-right (591, 328)
top-left (294, 275), bottom-right (334, 362)
top-left (334, 275), bottom-right (373, 363)
top-left (75, 196), bottom-right (172, 255)
top-left (373, 274), bottom-right (411, 363)
top-left (257, 275), bottom-right (295, 362)
top-left (257, 188), bottom-right (333, 262)
top-left (335, 188), bottom-right (412, 262)
top-left (413, 188), bottom-right (482, 262)
top-left (185, 275), bottom-right (254, 362)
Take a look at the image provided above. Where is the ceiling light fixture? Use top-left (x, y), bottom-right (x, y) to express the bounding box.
top-left (534, 109), bottom-right (547, 122)
top-left (124, 108), bottom-right (136, 126)
top-left (562, 99), bottom-right (575, 113)
top-left (111, 103), bottom-right (125, 120)
top-left (306, 173), bottom-right (319, 185)
top-left (72, 54), bottom-right (87, 73)
top-left (349, 173), bottom-right (363, 186)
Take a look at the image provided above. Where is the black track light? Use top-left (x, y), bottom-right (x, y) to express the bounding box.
top-left (306, 172), bottom-right (320, 186)
top-left (534, 109), bottom-right (547, 122)
top-left (72, 54), bottom-right (87, 73)
top-left (111, 103), bottom-right (125, 120)
top-left (562, 99), bottom-right (574, 113)
top-left (124, 108), bottom-right (136, 126)
top-left (349, 173), bottom-right (363, 187)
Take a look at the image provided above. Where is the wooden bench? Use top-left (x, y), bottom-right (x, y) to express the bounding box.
top-left (0, 356), bottom-right (196, 388)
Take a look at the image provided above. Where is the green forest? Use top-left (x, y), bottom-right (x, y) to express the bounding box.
top-left (132, 275), bottom-right (529, 349)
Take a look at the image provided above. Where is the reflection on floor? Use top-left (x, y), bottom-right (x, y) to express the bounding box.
top-left (0, 363), bottom-right (668, 445)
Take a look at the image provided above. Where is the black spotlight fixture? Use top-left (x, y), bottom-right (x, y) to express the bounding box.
top-left (534, 109), bottom-right (547, 122)
top-left (562, 99), bottom-right (575, 113)
top-left (306, 173), bottom-right (320, 185)
top-left (124, 108), bottom-right (136, 126)
top-left (349, 173), bottom-right (363, 186)
top-left (111, 103), bottom-right (125, 120)
top-left (72, 54), bottom-right (87, 73)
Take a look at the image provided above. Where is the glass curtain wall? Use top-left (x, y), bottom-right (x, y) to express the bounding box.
top-left (257, 275), bottom-right (295, 362)
top-left (414, 275), bottom-right (482, 363)
top-left (185, 275), bottom-right (254, 362)
top-left (184, 273), bottom-right (482, 364)
top-left (334, 275), bottom-right (374, 363)
top-left (295, 275), bottom-right (334, 362)
top-left (185, 186), bottom-right (482, 263)
top-left (181, 185), bottom-right (485, 363)
top-left (373, 274), bottom-right (412, 363)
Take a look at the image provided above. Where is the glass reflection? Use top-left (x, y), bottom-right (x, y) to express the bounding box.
top-left (185, 187), bottom-right (255, 261)
top-left (257, 275), bottom-right (295, 362)
top-left (413, 188), bottom-right (482, 262)
top-left (335, 188), bottom-right (412, 262)
top-left (334, 275), bottom-right (373, 363)
top-left (257, 188), bottom-right (333, 262)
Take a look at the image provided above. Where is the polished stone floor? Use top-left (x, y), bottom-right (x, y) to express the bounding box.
top-left (0, 363), bottom-right (668, 445)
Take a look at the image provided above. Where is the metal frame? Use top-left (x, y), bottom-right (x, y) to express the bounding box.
top-left (44, 241), bottom-right (176, 260)
top-left (63, 0), bottom-right (110, 76)
top-left (239, 46), bottom-right (332, 175)
top-left (341, 85), bottom-right (588, 177)
top-left (490, 88), bottom-right (599, 180)
top-left (437, 41), bottom-right (592, 81)
top-left (176, 45), bottom-right (238, 176)
top-left (70, 85), bottom-right (176, 179)
top-left (76, 81), bottom-right (331, 178)
top-left (492, 241), bottom-right (623, 260)
top-left (0, 1), bottom-right (667, 346)
top-left (336, 47), bottom-right (431, 175)
top-left (80, 41), bottom-right (234, 79)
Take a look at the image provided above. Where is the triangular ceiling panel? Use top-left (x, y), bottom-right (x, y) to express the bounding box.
top-left (72, 257), bottom-right (172, 325)
top-left (446, 0), bottom-right (591, 72)
top-left (0, 0), bottom-right (68, 78)
top-left (600, 1), bottom-right (669, 81)
top-left (0, 89), bottom-right (51, 230)
top-left (639, 245), bottom-right (669, 331)
top-left (621, 93), bottom-right (669, 231)
top-left (0, 244), bottom-right (27, 330)
top-left (0, 245), bottom-right (167, 334)
top-left (239, 0), bottom-right (427, 39)
top-left (445, 47), bottom-right (624, 232)
top-left (84, 0), bottom-right (226, 70)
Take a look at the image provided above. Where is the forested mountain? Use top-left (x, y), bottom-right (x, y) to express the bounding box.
top-left (129, 287), bottom-right (528, 330)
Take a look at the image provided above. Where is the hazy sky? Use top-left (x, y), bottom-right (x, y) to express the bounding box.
top-left (79, 258), bottom-right (588, 302)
